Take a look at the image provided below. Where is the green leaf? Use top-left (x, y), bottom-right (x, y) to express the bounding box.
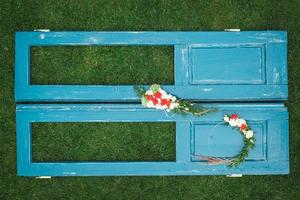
top-left (150, 84), bottom-right (160, 93)
top-left (134, 85), bottom-right (146, 97)
top-left (141, 95), bottom-right (148, 106)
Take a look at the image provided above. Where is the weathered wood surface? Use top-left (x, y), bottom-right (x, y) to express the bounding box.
top-left (16, 104), bottom-right (289, 176)
top-left (15, 31), bottom-right (287, 102)
top-left (15, 31), bottom-right (289, 176)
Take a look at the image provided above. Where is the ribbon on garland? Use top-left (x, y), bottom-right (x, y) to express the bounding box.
top-left (135, 84), bottom-right (255, 167)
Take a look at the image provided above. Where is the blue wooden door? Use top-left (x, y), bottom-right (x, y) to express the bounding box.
top-left (14, 31), bottom-right (289, 176)
top-left (15, 31), bottom-right (287, 102)
top-left (16, 104), bottom-right (288, 176)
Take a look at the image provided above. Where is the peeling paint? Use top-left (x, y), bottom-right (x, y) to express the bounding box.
top-left (202, 88), bottom-right (213, 92)
top-left (39, 34), bottom-right (45, 39)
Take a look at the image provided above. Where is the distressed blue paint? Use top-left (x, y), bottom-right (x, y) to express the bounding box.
top-left (15, 31), bottom-right (289, 176)
top-left (266, 43), bottom-right (288, 84)
top-left (174, 45), bottom-right (189, 85)
top-left (16, 104), bottom-right (289, 176)
top-left (189, 45), bottom-right (265, 84)
top-left (192, 121), bottom-right (266, 160)
top-left (176, 122), bottom-right (191, 163)
top-left (16, 118), bottom-right (31, 175)
top-left (15, 31), bottom-right (287, 102)
top-left (15, 85), bottom-right (287, 102)
top-left (15, 31), bottom-right (287, 45)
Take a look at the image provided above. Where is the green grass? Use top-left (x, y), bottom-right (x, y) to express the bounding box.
top-left (32, 122), bottom-right (176, 162)
top-left (1, 0), bottom-right (300, 199)
top-left (31, 46), bottom-right (174, 85)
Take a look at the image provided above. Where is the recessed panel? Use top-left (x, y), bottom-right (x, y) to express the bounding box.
top-left (191, 121), bottom-right (266, 161)
top-left (190, 46), bottom-right (266, 84)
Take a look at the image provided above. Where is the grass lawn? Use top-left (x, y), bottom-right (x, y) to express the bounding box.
top-left (1, 0), bottom-right (299, 199)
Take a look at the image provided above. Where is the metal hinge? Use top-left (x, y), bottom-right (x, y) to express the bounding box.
top-left (224, 29), bottom-right (240, 32)
top-left (36, 176), bottom-right (52, 179)
top-left (34, 29), bottom-right (50, 32)
top-left (226, 174), bottom-right (242, 177)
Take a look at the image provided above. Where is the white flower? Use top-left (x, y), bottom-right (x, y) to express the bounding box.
top-left (169, 102), bottom-right (179, 110)
top-left (223, 115), bottom-right (230, 123)
top-left (155, 104), bottom-right (163, 110)
top-left (146, 101), bottom-right (154, 108)
top-left (185, 107), bottom-right (189, 111)
top-left (161, 94), bottom-right (168, 99)
top-left (167, 94), bottom-right (173, 99)
top-left (250, 139), bottom-right (254, 143)
top-left (171, 96), bottom-right (177, 101)
top-left (229, 119), bottom-right (238, 127)
top-left (169, 103), bottom-right (176, 110)
top-left (145, 90), bottom-right (153, 95)
top-left (245, 130), bottom-right (254, 139)
top-left (236, 119), bottom-right (247, 127)
top-left (160, 89), bottom-right (168, 97)
top-left (163, 105), bottom-right (169, 110)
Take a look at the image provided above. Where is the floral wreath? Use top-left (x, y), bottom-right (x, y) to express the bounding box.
top-left (195, 114), bottom-right (255, 167)
top-left (135, 84), bottom-right (255, 167)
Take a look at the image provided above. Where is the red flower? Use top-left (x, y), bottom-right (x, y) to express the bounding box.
top-left (146, 95), bottom-right (152, 101)
top-left (154, 92), bottom-right (162, 99)
top-left (161, 99), bottom-right (172, 107)
top-left (166, 99), bottom-right (172, 107)
top-left (146, 95), bottom-right (158, 105)
top-left (230, 114), bottom-right (239, 120)
top-left (161, 98), bottom-right (168, 105)
top-left (240, 123), bottom-right (247, 131)
top-left (152, 98), bottom-right (158, 105)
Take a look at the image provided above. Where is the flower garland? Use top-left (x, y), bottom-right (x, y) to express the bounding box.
top-left (196, 114), bottom-right (255, 167)
top-left (135, 84), bottom-right (255, 167)
top-left (134, 84), bottom-right (216, 116)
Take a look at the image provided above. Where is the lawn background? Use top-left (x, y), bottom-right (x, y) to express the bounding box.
top-left (1, 0), bottom-right (300, 199)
